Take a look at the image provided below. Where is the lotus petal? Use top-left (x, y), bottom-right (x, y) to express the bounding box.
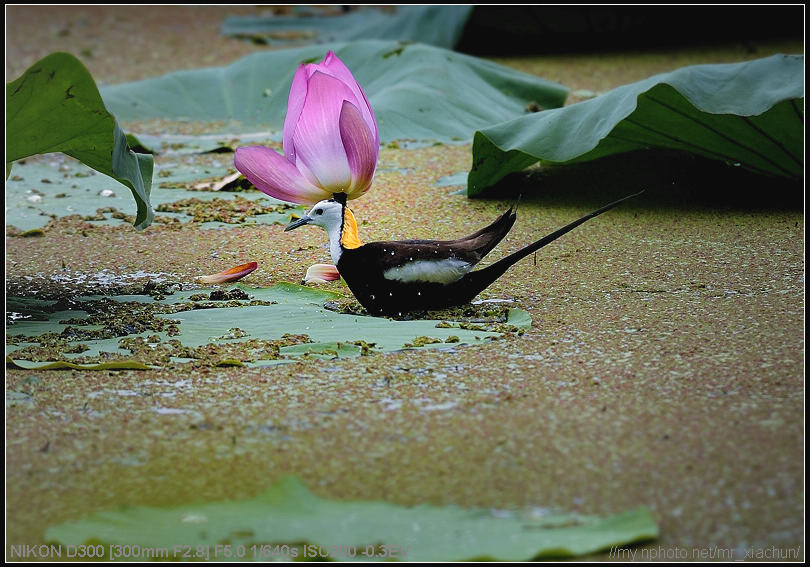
top-left (282, 64), bottom-right (309, 164)
top-left (339, 100), bottom-right (377, 198)
top-left (317, 51), bottom-right (378, 140)
top-left (199, 261), bottom-right (258, 284)
top-left (303, 263), bottom-right (341, 284)
top-left (234, 146), bottom-right (329, 204)
top-left (290, 71), bottom-right (357, 192)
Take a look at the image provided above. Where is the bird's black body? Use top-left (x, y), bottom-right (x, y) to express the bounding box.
top-left (287, 192), bottom-right (642, 316)
top-left (337, 206), bottom-right (517, 315)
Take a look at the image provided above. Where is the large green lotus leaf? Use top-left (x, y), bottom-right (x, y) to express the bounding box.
top-left (6, 283), bottom-right (529, 366)
top-left (46, 475), bottom-right (657, 561)
top-left (222, 6), bottom-right (474, 49)
top-left (100, 41), bottom-right (569, 143)
top-left (467, 54), bottom-right (804, 196)
top-left (5, 158), bottom-right (301, 231)
top-left (6, 52), bottom-right (155, 229)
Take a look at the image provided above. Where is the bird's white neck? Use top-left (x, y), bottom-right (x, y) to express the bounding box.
top-left (326, 221), bottom-right (344, 265)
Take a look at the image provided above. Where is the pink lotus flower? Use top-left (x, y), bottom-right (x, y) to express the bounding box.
top-left (235, 51), bottom-right (379, 204)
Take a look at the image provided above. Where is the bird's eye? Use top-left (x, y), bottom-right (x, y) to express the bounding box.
top-left (315, 209), bottom-right (323, 215)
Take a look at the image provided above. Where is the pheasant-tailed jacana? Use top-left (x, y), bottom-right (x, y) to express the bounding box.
top-left (285, 191), bottom-right (643, 315)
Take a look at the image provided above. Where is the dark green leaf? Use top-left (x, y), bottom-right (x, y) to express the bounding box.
top-left (468, 54), bottom-right (804, 196)
top-left (6, 52), bottom-right (155, 229)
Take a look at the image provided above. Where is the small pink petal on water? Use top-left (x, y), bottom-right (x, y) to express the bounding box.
top-left (199, 262), bottom-right (258, 284)
top-left (303, 263), bottom-right (340, 284)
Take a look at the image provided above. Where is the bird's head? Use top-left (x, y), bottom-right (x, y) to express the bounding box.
top-left (284, 193), bottom-right (363, 250)
top-left (285, 198), bottom-right (345, 233)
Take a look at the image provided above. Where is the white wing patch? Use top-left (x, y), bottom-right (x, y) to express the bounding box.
top-left (383, 258), bottom-right (472, 284)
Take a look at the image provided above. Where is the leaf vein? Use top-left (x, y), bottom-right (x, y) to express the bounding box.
top-left (644, 94), bottom-right (799, 177)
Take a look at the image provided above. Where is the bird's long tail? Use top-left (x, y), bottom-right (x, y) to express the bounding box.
top-left (465, 190), bottom-right (644, 293)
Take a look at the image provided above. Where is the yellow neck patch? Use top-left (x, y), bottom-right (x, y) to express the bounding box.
top-left (340, 207), bottom-right (363, 249)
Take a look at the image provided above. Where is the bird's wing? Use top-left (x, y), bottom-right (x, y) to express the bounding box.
top-left (359, 241), bottom-right (475, 284)
top-left (359, 207), bottom-right (518, 284)
top-left (448, 205), bottom-right (517, 261)
top-left (396, 206), bottom-right (517, 262)
top-left (455, 206), bottom-right (517, 248)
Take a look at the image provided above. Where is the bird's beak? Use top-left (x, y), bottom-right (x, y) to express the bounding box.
top-left (284, 215), bottom-right (312, 232)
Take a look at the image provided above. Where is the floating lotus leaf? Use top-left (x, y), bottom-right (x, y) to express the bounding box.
top-left (222, 6), bottom-right (474, 49)
top-left (101, 40), bottom-right (569, 143)
top-left (6, 283), bottom-right (530, 367)
top-left (5, 159), bottom-right (301, 232)
top-left (6, 357), bottom-right (152, 371)
top-left (46, 475), bottom-right (658, 561)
